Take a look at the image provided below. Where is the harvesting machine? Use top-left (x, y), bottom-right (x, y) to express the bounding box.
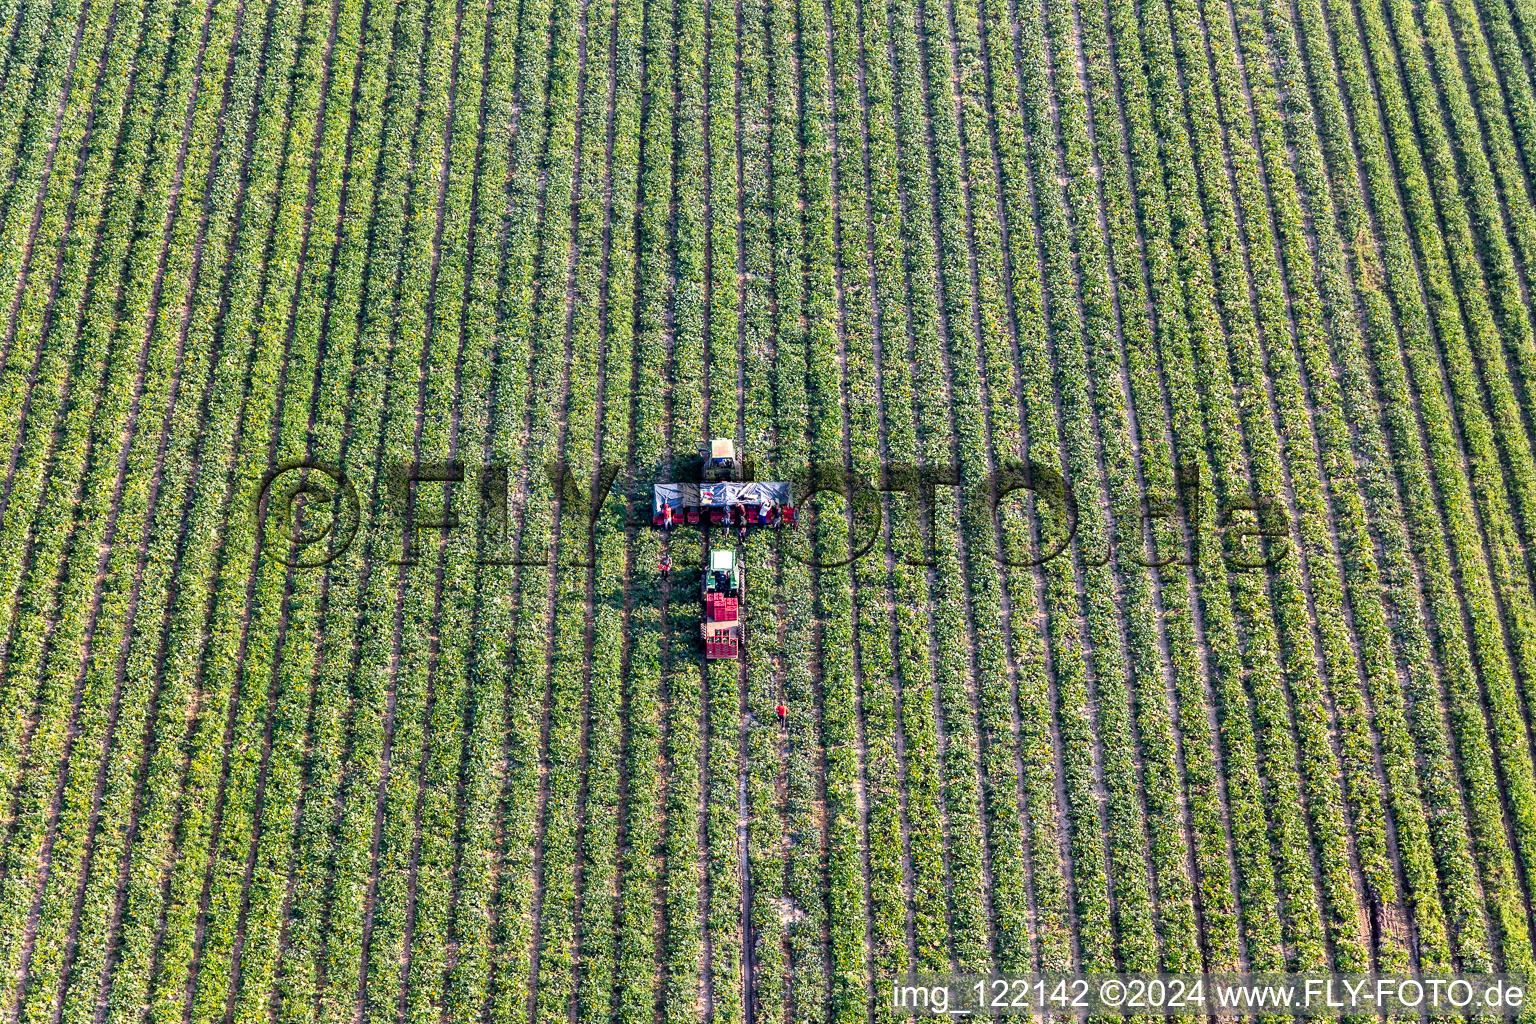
top-left (648, 439), bottom-right (797, 660)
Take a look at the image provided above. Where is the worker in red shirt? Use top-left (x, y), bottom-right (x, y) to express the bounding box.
top-left (776, 703), bottom-right (787, 723)
top-left (661, 500), bottom-right (675, 532)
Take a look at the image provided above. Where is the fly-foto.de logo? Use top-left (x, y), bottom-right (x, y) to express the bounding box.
top-left (253, 456), bottom-right (1291, 573)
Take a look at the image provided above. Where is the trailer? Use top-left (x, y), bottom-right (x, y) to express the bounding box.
top-left (702, 548), bottom-right (742, 659)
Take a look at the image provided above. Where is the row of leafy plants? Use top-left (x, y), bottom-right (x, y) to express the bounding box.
top-left (918, 0), bottom-right (1051, 980)
top-left (187, 0), bottom-right (390, 1008)
top-left (993, 0), bottom-right (1202, 980)
top-left (578, 0), bottom-right (643, 1018)
top-left (703, 0), bottom-right (743, 1014)
top-left (796, 0), bottom-right (872, 1015)
top-left (858, 0), bottom-right (962, 982)
top-left (28, 0), bottom-right (260, 1014)
top-left (475, 0), bottom-right (562, 1013)
top-left (89, 0), bottom-right (323, 1012)
top-left (610, 0), bottom-right (674, 1013)
top-left (0, 0), bottom-right (102, 317)
top-left (531, 0), bottom-right (614, 1012)
top-left (1176, 0), bottom-right (1406, 973)
top-left (881, 0), bottom-right (993, 976)
top-left (1161, 0), bottom-right (1363, 970)
top-left (735, 2), bottom-right (790, 1021)
top-left (1092, 0), bottom-right (1300, 973)
top-left (1278, 0), bottom-right (1536, 969)
top-left (659, 0), bottom-right (706, 1013)
top-left (1444, 0), bottom-right (1536, 575)
top-left (357, 0), bottom-right (499, 1016)
top-left (0, 0), bottom-right (162, 783)
top-left (827, 0), bottom-right (916, 1003)
top-left (1215, 0), bottom-right (1465, 973)
top-left (0, 0), bottom-right (114, 467)
top-left (268, 0), bottom-right (453, 1010)
top-left (766, 0), bottom-right (828, 1013)
top-left (1, 0), bottom-right (257, 1008)
top-left (1255, 0), bottom-right (1493, 972)
top-left (1377, 0), bottom-right (1536, 621)
top-left (1308, 0), bottom-right (1536, 961)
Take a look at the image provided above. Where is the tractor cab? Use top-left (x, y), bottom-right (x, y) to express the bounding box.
top-left (704, 438), bottom-right (743, 482)
top-left (701, 548), bottom-right (742, 660)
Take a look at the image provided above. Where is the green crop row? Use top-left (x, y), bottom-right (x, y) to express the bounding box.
top-left (1382, 0), bottom-right (1536, 621)
top-left (1008, 0), bottom-right (1166, 977)
top-left (578, 0), bottom-right (642, 1018)
top-left (858, 0), bottom-right (951, 979)
top-left (826, 0), bottom-right (913, 1005)
top-left (881, 0), bottom-right (994, 974)
top-left (798, 0), bottom-right (871, 1014)
top-left (1450, 0), bottom-right (1536, 542)
top-left (702, 0), bottom-right (743, 1015)
top-left (472, 0), bottom-right (559, 1017)
top-left (530, 0), bottom-right (611, 1011)
top-left (1258, 0), bottom-right (1489, 972)
top-left (429, 0), bottom-right (528, 1014)
top-left (191, 0), bottom-right (380, 1006)
top-left (1298, 0), bottom-right (1536, 963)
top-left (266, 0), bottom-right (424, 1010)
top-left (123, 0), bottom-right (322, 1008)
top-left (1037, 0), bottom-right (1211, 973)
top-left (766, 0), bottom-right (829, 1015)
top-left (1179, 0), bottom-right (1401, 973)
top-left (659, 0), bottom-right (705, 1015)
top-left (0, 0), bottom-right (112, 452)
top-left (933, 0), bottom-right (1047, 978)
top-left (33, 0), bottom-right (251, 1014)
top-left (611, 0), bottom-right (672, 1013)
top-left (0, 0), bottom-right (187, 981)
top-left (0, 0), bottom-right (157, 769)
top-left (1096, 0), bottom-right (1297, 972)
top-left (4, 0), bottom-right (249, 1010)
top-left (736, 1), bottom-right (789, 1020)
top-left (88, 0), bottom-right (308, 1015)
top-left (1220, 0), bottom-right (1460, 972)
top-left (383, 0), bottom-right (497, 1015)
top-left (0, 0), bottom-right (100, 306)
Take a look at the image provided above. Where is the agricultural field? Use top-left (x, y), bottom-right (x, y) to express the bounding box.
top-left (7, 0), bottom-right (1536, 1011)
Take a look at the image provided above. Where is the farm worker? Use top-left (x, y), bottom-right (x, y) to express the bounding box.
top-left (768, 503), bottom-right (780, 528)
top-left (658, 551), bottom-right (672, 576)
top-left (775, 703), bottom-right (786, 721)
top-left (661, 500), bottom-right (675, 531)
top-left (759, 499), bottom-right (772, 526)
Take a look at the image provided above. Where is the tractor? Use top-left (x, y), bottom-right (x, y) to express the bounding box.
top-left (704, 438), bottom-right (743, 482)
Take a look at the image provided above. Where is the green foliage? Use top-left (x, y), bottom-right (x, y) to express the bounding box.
top-left (6, 0), bottom-right (1536, 1014)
